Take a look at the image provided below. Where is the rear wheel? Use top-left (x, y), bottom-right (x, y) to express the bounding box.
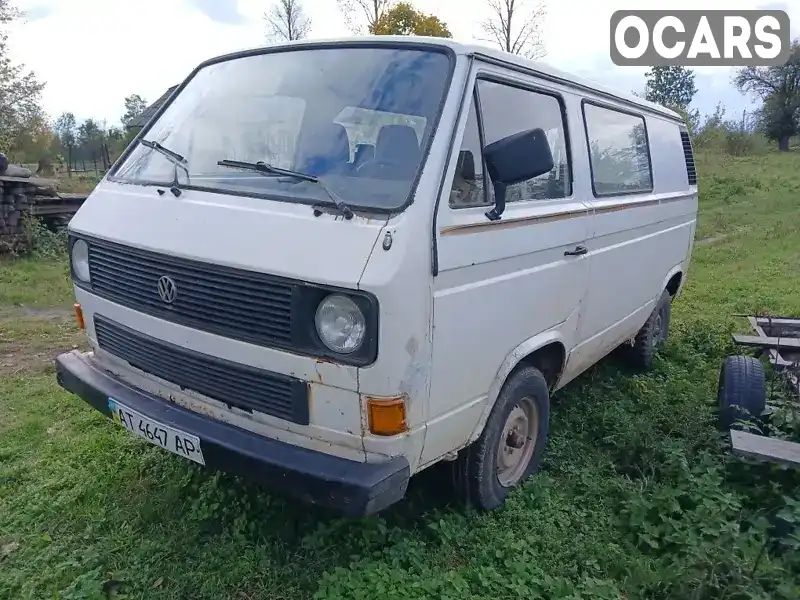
top-left (453, 367), bottom-right (550, 510)
top-left (627, 290), bottom-right (671, 370)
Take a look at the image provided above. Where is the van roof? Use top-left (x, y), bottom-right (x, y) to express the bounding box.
top-left (201, 36), bottom-right (683, 122)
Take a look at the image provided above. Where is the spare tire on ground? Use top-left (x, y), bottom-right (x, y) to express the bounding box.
top-left (717, 355), bottom-right (766, 430)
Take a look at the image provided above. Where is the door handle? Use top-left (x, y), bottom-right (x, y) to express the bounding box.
top-left (564, 245), bottom-right (587, 256)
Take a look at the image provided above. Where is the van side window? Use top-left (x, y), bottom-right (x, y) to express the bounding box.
top-left (583, 103), bottom-right (652, 196)
top-left (478, 80), bottom-right (571, 203)
top-left (449, 93), bottom-right (491, 208)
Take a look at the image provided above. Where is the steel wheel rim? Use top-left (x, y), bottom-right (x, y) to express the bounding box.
top-left (496, 398), bottom-right (539, 488)
top-left (653, 306), bottom-right (666, 346)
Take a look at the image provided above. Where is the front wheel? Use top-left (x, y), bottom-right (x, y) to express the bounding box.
top-left (453, 367), bottom-right (550, 511)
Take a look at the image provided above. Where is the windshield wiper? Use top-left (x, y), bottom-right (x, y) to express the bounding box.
top-left (140, 139), bottom-right (189, 197)
top-left (217, 159), bottom-right (354, 220)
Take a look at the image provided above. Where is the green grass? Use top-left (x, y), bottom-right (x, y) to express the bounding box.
top-left (0, 256), bottom-right (71, 308)
top-left (1, 150), bottom-right (800, 600)
top-left (55, 173), bottom-right (102, 195)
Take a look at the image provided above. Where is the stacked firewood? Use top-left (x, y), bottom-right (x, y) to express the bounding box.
top-left (1, 180), bottom-right (31, 236)
top-left (0, 152), bottom-right (85, 251)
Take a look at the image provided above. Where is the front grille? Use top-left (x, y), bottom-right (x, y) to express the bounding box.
top-left (87, 238), bottom-right (295, 349)
top-left (94, 316), bottom-right (309, 425)
top-left (680, 130), bottom-right (697, 186)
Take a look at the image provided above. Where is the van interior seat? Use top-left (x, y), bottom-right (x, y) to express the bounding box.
top-left (353, 143), bottom-right (375, 169)
top-left (450, 149), bottom-right (481, 207)
top-left (357, 124), bottom-right (420, 180)
top-left (298, 122), bottom-right (352, 176)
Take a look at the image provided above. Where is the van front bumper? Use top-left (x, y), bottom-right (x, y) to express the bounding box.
top-left (54, 350), bottom-right (410, 516)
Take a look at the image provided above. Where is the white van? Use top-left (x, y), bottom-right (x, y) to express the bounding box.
top-left (56, 37), bottom-right (698, 516)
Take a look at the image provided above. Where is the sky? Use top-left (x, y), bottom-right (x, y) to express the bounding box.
top-left (6, 0), bottom-right (800, 128)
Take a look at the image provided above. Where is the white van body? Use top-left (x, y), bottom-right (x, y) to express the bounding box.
top-left (56, 37), bottom-right (698, 515)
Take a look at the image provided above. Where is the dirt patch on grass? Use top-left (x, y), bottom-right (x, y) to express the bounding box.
top-left (0, 337), bottom-right (87, 376)
top-left (0, 306), bottom-right (73, 323)
top-left (695, 225), bottom-right (753, 247)
top-left (0, 309), bottom-right (87, 375)
top-left (695, 233), bottom-right (730, 247)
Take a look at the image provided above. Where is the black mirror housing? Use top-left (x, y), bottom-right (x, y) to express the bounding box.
top-left (483, 128), bottom-right (554, 221)
top-left (484, 127), bottom-right (554, 185)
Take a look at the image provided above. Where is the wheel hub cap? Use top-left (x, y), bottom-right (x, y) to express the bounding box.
top-left (496, 399), bottom-right (539, 488)
top-left (653, 306), bottom-right (667, 346)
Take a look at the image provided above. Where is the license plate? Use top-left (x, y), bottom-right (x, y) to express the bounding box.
top-left (108, 398), bottom-right (205, 465)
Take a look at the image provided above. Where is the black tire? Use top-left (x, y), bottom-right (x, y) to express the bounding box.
top-left (627, 290), bottom-right (672, 370)
top-left (718, 355), bottom-right (766, 430)
top-left (453, 367), bottom-right (550, 511)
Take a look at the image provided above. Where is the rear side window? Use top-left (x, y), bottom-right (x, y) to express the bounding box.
top-left (583, 103), bottom-right (652, 196)
top-left (680, 130), bottom-right (697, 185)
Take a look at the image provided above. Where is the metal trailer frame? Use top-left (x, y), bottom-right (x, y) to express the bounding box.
top-left (728, 314), bottom-right (800, 468)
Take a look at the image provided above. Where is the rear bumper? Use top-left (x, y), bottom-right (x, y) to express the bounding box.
top-left (54, 350), bottom-right (409, 516)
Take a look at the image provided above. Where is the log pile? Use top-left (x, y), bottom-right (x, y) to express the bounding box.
top-left (0, 152), bottom-right (88, 252)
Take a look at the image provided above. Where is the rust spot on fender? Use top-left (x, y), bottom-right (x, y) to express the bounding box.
top-left (313, 360), bottom-right (326, 383)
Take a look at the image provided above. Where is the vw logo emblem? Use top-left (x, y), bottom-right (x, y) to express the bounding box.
top-left (157, 276), bottom-right (177, 304)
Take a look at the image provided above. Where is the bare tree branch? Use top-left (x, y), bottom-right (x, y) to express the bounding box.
top-left (480, 0), bottom-right (546, 59)
top-left (733, 41), bottom-right (800, 150)
top-left (734, 66), bottom-right (781, 100)
top-left (265, 0), bottom-right (311, 42)
top-left (336, 0), bottom-right (393, 35)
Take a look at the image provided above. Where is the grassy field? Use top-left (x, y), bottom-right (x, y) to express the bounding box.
top-left (1, 149), bottom-right (799, 599)
top-left (18, 163), bottom-right (103, 196)
top-left (54, 174), bottom-right (103, 195)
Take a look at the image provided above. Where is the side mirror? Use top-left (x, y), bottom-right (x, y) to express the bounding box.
top-left (483, 128), bottom-right (554, 221)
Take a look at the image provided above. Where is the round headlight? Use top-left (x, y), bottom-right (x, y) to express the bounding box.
top-left (71, 239), bottom-right (91, 282)
top-left (314, 294), bottom-right (366, 354)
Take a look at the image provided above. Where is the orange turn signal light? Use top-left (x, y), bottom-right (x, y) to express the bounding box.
top-left (73, 303), bottom-right (85, 330)
top-left (367, 396), bottom-right (407, 436)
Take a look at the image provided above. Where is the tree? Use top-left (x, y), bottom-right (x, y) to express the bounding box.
top-left (644, 66), bottom-right (697, 110)
top-left (480, 0), bottom-right (546, 59)
top-left (78, 118), bottom-right (102, 148)
top-left (337, 0), bottom-right (393, 35)
top-left (756, 92), bottom-right (799, 151)
top-left (265, 0), bottom-right (311, 42)
top-left (735, 40), bottom-right (800, 151)
top-left (372, 2), bottom-right (451, 37)
top-left (53, 112), bottom-right (77, 148)
top-left (76, 118), bottom-right (105, 167)
top-left (52, 112), bottom-right (77, 172)
top-left (106, 126), bottom-right (124, 143)
top-left (9, 113), bottom-right (52, 163)
top-left (0, 0), bottom-right (46, 155)
top-left (121, 94), bottom-right (147, 127)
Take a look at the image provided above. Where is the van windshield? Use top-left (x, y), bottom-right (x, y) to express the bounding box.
top-left (112, 46), bottom-right (453, 212)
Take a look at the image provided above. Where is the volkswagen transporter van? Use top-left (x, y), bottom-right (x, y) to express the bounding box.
top-left (56, 37), bottom-right (698, 516)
